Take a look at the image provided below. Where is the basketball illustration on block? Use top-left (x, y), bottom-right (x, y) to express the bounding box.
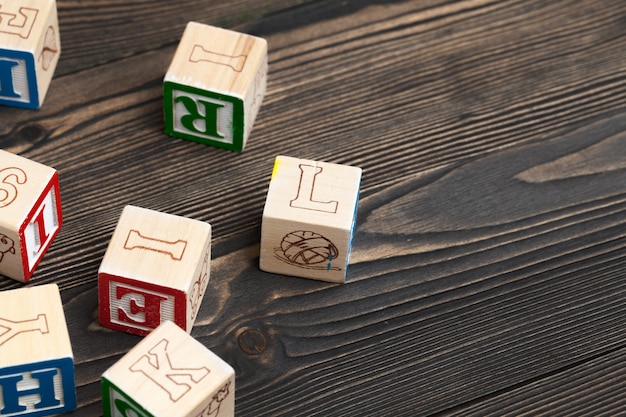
top-left (275, 231), bottom-right (341, 271)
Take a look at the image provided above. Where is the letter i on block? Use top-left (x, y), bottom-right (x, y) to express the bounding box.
top-left (0, 150), bottom-right (62, 283)
top-left (260, 155), bottom-right (362, 283)
top-left (0, 0), bottom-right (61, 109)
top-left (0, 284), bottom-right (76, 416)
top-left (102, 320), bottom-right (235, 417)
top-left (98, 205), bottom-right (212, 336)
top-left (163, 22), bottom-right (267, 152)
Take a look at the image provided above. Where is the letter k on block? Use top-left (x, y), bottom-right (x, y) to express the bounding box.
top-left (101, 321), bottom-right (235, 417)
top-left (130, 339), bottom-right (210, 402)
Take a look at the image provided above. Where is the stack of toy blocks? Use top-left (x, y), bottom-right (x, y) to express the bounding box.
top-left (0, 284), bottom-right (76, 416)
top-left (260, 155), bottom-right (362, 283)
top-left (102, 320), bottom-right (235, 417)
top-left (0, 149), bottom-right (62, 282)
top-left (0, 0), bottom-right (61, 109)
top-left (163, 21), bottom-right (267, 151)
top-left (98, 205), bottom-right (212, 336)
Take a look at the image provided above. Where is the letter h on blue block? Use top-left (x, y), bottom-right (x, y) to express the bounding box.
top-left (0, 284), bottom-right (76, 417)
top-left (0, 359), bottom-right (76, 417)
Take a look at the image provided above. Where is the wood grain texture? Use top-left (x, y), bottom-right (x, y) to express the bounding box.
top-left (55, 0), bottom-right (313, 74)
top-left (0, 0), bottom-right (625, 415)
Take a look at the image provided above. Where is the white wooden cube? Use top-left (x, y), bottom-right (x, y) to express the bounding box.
top-left (0, 149), bottom-right (62, 283)
top-left (0, 284), bottom-right (76, 416)
top-left (98, 205), bottom-right (212, 336)
top-left (101, 320), bottom-right (234, 417)
top-left (164, 22), bottom-right (267, 152)
top-left (0, 0), bottom-right (61, 109)
top-left (260, 155), bottom-right (362, 283)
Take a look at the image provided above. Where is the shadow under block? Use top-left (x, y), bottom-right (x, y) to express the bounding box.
top-left (0, 150), bottom-right (62, 283)
top-left (260, 155), bottom-right (362, 283)
top-left (0, 284), bottom-right (76, 416)
top-left (0, 0), bottom-right (61, 109)
top-left (163, 22), bottom-right (267, 152)
top-left (102, 320), bottom-right (235, 417)
top-left (98, 205), bottom-right (212, 336)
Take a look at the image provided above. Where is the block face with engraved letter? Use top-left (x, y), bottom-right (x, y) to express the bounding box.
top-left (0, 284), bottom-right (76, 416)
top-left (260, 155), bottom-right (362, 283)
top-left (101, 320), bottom-right (235, 417)
top-left (0, 0), bottom-right (61, 109)
top-left (0, 150), bottom-right (62, 283)
top-left (163, 21), bottom-right (267, 152)
top-left (98, 205), bottom-right (212, 336)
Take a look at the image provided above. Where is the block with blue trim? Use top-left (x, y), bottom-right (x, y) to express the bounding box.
top-left (0, 0), bottom-right (61, 109)
top-left (0, 284), bottom-right (76, 417)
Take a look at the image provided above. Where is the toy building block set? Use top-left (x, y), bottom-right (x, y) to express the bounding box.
top-left (0, 4), bottom-right (364, 416)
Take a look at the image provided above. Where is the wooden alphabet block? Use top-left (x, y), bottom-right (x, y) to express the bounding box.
top-left (260, 155), bottom-right (362, 283)
top-left (0, 150), bottom-right (62, 283)
top-left (0, 0), bottom-right (61, 109)
top-left (164, 22), bottom-right (267, 152)
top-left (102, 320), bottom-right (234, 417)
top-left (0, 284), bottom-right (76, 416)
top-left (98, 205), bottom-right (212, 336)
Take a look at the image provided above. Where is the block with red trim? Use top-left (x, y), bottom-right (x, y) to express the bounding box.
top-left (98, 205), bottom-right (212, 336)
top-left (0, 149), bottom-right (62, 282)
top-left (102, 320), bottom-right (234, 417)
top-left (0, 284), bottom-right (76, 416)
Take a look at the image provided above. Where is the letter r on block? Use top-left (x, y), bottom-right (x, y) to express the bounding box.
top-left (164, 82), bottom-right (245, 151)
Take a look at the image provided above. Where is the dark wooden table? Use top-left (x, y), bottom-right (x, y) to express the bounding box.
top-left (1, 0), bottom-right (625, 415)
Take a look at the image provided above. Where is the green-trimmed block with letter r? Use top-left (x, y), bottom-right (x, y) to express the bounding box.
top-left (163, 22), bottom-right (267, 152)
